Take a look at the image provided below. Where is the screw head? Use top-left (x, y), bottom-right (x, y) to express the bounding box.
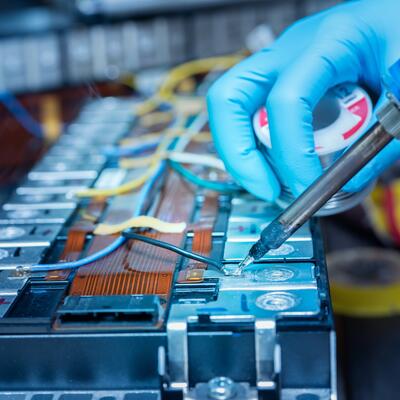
top-left (207, 376), bottom-right (237, 399)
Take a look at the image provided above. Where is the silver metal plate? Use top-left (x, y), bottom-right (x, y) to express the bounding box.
top-left (0, 246), bottom-right (48, 269)
top-left (3, 193), bottom-right (77, 210)
top-left (170, 287), bottom-right (320, 323)
top-left (223, 240), bottom-right (314, 262)
top-left (0, 270), bottom-right (29, 295)
top-left (0, 224), bottom-right (63, 247)
top-left (28, 170), bottom-right (99, 181)
top-left (0, 208), bottom-right (74, 224)
top-left (230, 199), bottom-right (282, 220)
top-left (226, 219), bottom-right (311, 242)
top-left (64, 122), bottom-right (130, 145)
top-left (31, 154), bottom-right (105, 174)
top-left (46, 144), bottom-right (99, 158)
top-left (0, 390), bottom-right (160, 400)
top-left (16, 177), bottom-right (94, 195)
top-left (213, 263), bottom-right (317, 290)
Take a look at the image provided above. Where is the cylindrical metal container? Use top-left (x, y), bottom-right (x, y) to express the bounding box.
top-left (328, 247), bottom-right (400, 400)
top-left (253, 83), bottom-right (374, 216)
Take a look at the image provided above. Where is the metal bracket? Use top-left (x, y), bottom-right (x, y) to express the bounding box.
top-left (167, 319), bottom-right (189, 391)
top-left (255, 319), bottom-right (278, 390)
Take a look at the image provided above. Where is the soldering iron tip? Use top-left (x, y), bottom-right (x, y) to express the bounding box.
top-left (233, 255), bottom-right (255, 276)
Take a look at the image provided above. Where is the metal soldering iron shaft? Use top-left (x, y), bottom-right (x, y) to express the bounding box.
top-left (238, 121), bottom-right (394, 271)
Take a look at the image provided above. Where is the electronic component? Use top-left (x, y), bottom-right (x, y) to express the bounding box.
top-left (55, 295), bottom-right (163, 330)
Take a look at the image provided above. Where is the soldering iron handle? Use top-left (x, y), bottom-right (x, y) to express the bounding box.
top-left (256, 122), bottom-right (394, 256)
top-left (280, 122), bottom-right (393, 229)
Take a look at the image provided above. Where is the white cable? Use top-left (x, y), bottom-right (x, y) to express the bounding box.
top-left (174, 111), bottom-right (208, 152)
top-left (168, 151), bottom-right (225, 171)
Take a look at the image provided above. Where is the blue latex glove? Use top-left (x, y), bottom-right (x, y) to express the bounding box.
top-left (207, 0), bottom-right (400, 202)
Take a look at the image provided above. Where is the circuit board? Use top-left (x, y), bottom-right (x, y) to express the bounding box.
top-left (0, 61), bottom-right (336, 400)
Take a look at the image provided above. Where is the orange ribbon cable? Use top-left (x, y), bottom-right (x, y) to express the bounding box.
top-left (46, 200), bottom-right (106, 281)
top-left (178, 195), bottom-right (218, 283)
top-left (68, 172), bottom-right (194, 299)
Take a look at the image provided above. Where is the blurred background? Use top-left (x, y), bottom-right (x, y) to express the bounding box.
top-left (0, 0), bottom-right (340, 93)
top-left (0, 0), bottom-right (341, 202)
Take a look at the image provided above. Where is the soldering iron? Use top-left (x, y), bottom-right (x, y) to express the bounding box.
top-left (236, 59), bottom-right (400, 275)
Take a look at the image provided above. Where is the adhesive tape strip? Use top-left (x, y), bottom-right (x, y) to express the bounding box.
top-left (330, 282), bottom-right (400, 318)
top-left (94, 215), bottom-right (187, 235)
top-left (253, 82), bottom-right (373, 156)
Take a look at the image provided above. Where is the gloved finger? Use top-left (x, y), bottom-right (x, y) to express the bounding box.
top-left (207, 50), bottom-right (281, 201)
top-left (344, 94), bottom-right (400, 192)
top-left (266, 31), bottom-right (361, 197)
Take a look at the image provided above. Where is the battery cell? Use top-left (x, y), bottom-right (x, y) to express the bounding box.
top-left (169, 287), bottom-right (320, 322)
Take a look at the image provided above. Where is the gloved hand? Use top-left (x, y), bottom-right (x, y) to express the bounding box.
top-left (207, 0), bottom-right (400, 201)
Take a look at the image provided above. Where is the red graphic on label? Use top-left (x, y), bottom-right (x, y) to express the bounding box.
top-left (342, 98), bottom-right (369, 140)
top-left (259, 107), bottom-right (268, 127)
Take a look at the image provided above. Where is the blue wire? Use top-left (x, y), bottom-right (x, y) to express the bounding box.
top-left (30, 162), bottom-right (167, 272)
top-left (0, 92), bottom-right (43, 139)
top-left (30, 236), bottom-right (127, 272)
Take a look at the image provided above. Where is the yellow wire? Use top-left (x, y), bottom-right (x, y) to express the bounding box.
top-left (134, 55), bottom-right (243, 116)
top-left (94, 215), bottom-right (186, 235)
top-left (80, 56), bottom-right (241, 198)
top-left (157, 55), bottom-right (243, 99)
top-left (193, 131), bottom-right (211, 142)
top-left (119, 133), bottom-right (163, 147)
top-left (119, 153), bottom-right (165, 169)
top-left (119, 128), bottom-right (212, 170)
top-left (76, 130), bottom-right (178, 198)
top-left (135, 97), bottom-right (162, 117)
top-left (139, 111), bottom-right (174, 128)
top-left (118, 129), bottom-right (208, 148)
